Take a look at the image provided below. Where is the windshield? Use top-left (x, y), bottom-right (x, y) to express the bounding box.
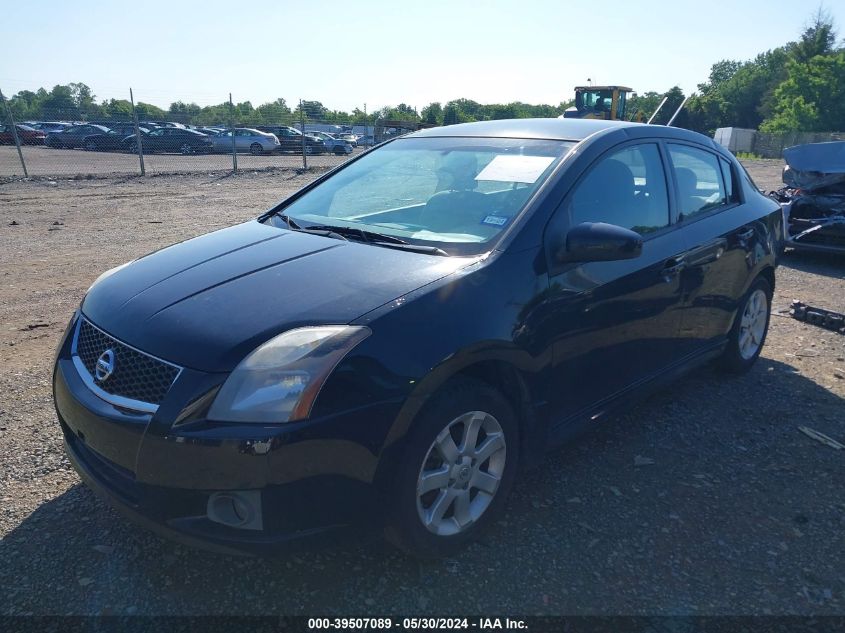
top-left (273, 136), bottom-right (574, 255)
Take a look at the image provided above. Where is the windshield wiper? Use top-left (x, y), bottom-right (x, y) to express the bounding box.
top-left (372, 242), bottom-right (450, 256)
top-left (277, 217), bottom-right (448, 256)
top-left (303, 224), bottom-right (408, 245)
top-left (306, 225), bottom-right (448, 255)
top-left (277, 214), bottom-right (348, 241)
top-left (278, 213), bottom-right (302, 230)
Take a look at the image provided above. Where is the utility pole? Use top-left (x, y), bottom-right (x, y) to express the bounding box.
top-left (229, 93), bottom-right (237, 172)
top-left (300, 99), bottom-right (307, 169)
top-left (0, 89), bottom-right (28, 177)
top-left (129, 88), bottom-right (145, 176)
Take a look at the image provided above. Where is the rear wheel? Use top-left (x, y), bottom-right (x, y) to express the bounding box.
top-left (385, 377), bottom-right (518, 558)
top-left (716, 276), bottom-right (772, 373)
top-left (250, 143), bottom-right (263, 156)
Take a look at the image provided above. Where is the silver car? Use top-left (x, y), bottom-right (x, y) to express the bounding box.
top-left (212, 128), bottom-right (281, 155)
top-left (306, 131), bottom-right (353, 155)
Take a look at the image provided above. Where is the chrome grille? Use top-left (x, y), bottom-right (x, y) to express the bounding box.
top-left (73, 317), bottom-right (181, 409)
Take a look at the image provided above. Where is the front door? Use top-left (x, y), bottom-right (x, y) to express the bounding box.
top-left (544, 142), bottom-right (690, 423)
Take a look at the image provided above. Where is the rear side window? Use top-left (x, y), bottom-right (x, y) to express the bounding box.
top-left (720, 158), bottom-right (739, 203)
top-left (570, 143), bottom-right (669, 235)
top-left (668, 144), bottom-right (727, 220)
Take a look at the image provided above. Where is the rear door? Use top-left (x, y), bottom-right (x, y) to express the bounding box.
top-left (666, 142), bottom-right (760, 353)
top-left (146, 128), bottom-right (166, 152)
top-left (545, 142), bottom-right (691, 422)
top-left (235, 129), bottom-right (252, 150)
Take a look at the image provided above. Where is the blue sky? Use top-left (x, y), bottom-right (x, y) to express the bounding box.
top-left (1, 0), bottom-right (842, 113)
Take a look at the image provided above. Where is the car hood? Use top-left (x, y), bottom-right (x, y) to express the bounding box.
top-left (82, 220), bottom-right (471, 372)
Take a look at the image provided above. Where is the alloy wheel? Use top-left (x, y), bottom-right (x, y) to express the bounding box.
top-left (416, 411), bottom-right (506, 536)
top-left (739, 288), bottom-right (768, 359)
top-left (180, 143), bottom-right (193, 155)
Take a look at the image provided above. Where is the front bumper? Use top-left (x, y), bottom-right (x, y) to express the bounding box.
top-left (53, 313), bottom-right (401, 553)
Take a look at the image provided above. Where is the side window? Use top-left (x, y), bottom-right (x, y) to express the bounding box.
top-left (668, 144), bottom-right (727, 220)
top-left (720, 158), bottom-right (738, 203)
top-left (570, 143), bottom-right (669, 235)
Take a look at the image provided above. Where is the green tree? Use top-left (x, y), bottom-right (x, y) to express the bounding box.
top-left (102, 98), bottom-right (133, 120)
top-left (443, 104), bottom-right (459, 126)
top-left (761, 51), bottom-right (845, 131)
top-left (789, 7), bottom-right (838, 64)
top-left (294, 100), bottom-right (329, 121)
top-left (421, 102), bottom-right (442, 124)
top-left (134, 102), bottom-right (167, 120)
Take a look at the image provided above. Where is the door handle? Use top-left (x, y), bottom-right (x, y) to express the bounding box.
top-left (660, 257), bottom-right (686, 282)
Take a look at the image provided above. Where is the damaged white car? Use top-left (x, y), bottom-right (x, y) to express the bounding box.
top-left (773, 141), bottom-right (845, 253)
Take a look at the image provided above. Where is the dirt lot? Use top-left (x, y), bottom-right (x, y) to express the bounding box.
top-left (0, 160), bottom-right (843, 616)
top-left (0, 144), bottom-right (356, 179)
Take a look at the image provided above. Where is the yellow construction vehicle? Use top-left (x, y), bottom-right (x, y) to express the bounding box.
top-left (562, 85), bottom-right (637, 121)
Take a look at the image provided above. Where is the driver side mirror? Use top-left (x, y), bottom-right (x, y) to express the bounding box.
top-left (553, 221), bottom-right (643, 264)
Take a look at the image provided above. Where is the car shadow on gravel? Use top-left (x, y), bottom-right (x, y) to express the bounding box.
top-left (779, 250), bottom-right (845, 280)
top-left (1, 359), bottom-right (844, 615)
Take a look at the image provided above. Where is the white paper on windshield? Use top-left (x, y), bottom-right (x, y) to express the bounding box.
top-left (475, 155), bottom-right (555, 184)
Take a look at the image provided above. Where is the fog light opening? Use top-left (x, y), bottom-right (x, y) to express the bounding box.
top-left (206, 491), bottom-right (263, 531)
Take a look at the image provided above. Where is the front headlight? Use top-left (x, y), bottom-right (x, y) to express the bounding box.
top-left (207, 326), bottom-right (370, 423)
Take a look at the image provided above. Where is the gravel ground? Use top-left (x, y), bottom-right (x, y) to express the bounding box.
top-left (0, 160), bottom-right (843, 616)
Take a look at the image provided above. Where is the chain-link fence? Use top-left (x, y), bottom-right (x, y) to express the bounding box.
top-left (0, 89), bottom-right (404, 179)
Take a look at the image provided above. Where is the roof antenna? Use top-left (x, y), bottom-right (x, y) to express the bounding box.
top-left (666, 96), bottom-right (689, 126)
top-left (646, 96), bottom-right (668, 124)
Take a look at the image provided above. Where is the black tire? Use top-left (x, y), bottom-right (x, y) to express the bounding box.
top-left (716, 275), bottom-right (773, 374)
top-left (84, 139), bottom-right (98, 151)
top-left (249, 143), bottom-right (263, 156)
top-left (333, 145), bottom-right (346, 156)
top-left (384, 377), bottom-right (519, 558)
top-left (179, 143), bottom-right (193, 155)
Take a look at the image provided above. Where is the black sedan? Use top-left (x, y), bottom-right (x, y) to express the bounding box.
top-left (45, 124), bottom-right (110, 149)
top-left (53, 119), bottom-right (782, 558)
top-left (256, 125), bottom-right (326, 154)
top-left (124, 127), bottom-right (213, 154)
top-left (81, 124), bottom-right (150, 151)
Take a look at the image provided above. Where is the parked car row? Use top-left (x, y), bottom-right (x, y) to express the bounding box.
top-left (0, 124), bottom-right (48, 145)
top-left (12, 119), bottom-right (363, 156)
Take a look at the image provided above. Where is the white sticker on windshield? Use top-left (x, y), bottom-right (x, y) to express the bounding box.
top-left (475, 155), bottom-right (555, 184)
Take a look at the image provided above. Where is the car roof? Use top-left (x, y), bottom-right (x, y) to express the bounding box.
top-left (409, 118), bottom-right (721, 148)
top-left (409, 118), bottom-right (638, 141)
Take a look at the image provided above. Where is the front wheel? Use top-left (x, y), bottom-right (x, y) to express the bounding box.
top-left (716, 276), bottom-right (772, 373)
top-left (179, 143), bottom-right (194, 155)
top-left (385, 377), bottom-right (518, 558)
top-left (84, 140), bottom-right (98, 151)
top-left (249, 143), bottom-right (263, 156)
